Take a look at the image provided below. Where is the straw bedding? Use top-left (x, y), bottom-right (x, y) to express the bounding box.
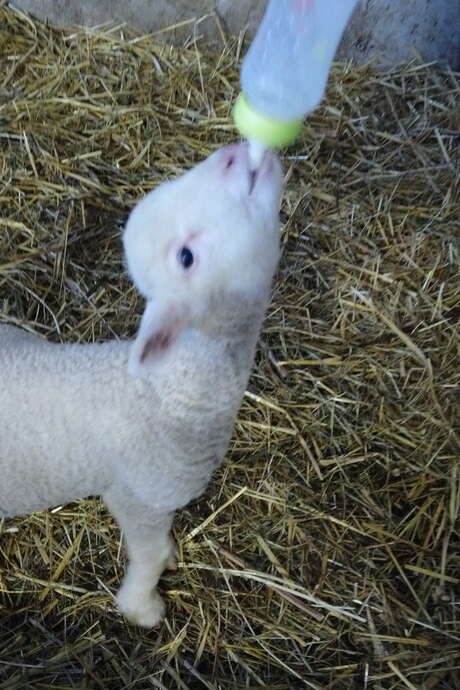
top-left (0, 5), bottom-right (459, 688)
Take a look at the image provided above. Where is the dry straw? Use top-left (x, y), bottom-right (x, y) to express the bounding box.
top-left (0, 5), bottom-right (459, 688)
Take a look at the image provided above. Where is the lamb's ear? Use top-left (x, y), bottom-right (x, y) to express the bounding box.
top-left (128, 300), bottom-right (185, 377)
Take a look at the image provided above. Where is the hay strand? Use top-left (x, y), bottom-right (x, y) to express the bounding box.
top-left (1, 5), bottom-right (459, 688)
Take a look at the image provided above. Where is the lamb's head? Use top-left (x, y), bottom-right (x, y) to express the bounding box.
top-left (123, 141), bottom-right (283, 375)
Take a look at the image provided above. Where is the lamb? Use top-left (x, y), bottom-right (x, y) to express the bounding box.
top-left (0, 141), bottom-right (283, 628)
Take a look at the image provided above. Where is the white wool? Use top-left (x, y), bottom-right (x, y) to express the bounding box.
top-left (0, 142), bottom-right (282, 627)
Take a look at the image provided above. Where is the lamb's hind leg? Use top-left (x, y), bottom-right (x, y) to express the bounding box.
top-left (104, 490), bottom-right (176, 628)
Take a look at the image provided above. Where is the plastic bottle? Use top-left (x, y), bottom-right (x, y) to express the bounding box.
top-left (233, 0), bottom-right (359, 168)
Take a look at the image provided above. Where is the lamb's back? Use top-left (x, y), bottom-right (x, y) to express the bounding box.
top-left (0, 327), bottom-right (133, 515)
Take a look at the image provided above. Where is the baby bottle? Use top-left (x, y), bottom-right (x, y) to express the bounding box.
top-left (233, 0), bottom-right (359, 167)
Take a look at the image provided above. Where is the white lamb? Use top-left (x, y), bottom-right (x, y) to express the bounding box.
top-left (0, 142), bottom-right (282, 627)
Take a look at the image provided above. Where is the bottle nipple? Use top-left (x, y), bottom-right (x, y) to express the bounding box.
top-left (247, 139), bottom-right (267, 170)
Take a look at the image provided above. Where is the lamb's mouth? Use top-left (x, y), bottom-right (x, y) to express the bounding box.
top-left (248, 153), bottom-right (269, 195)
top-left (249, 169), bottom-right (258, 195)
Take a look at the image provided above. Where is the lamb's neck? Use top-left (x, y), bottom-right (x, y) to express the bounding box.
top-left (202, 292), bottom-right (269, 374)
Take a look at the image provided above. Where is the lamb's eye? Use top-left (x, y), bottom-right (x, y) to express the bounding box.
top-left (179, 246), bottom-right (194, 269)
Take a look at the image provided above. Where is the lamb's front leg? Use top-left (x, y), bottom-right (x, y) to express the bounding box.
top-left (104, 490), bottom-right (176, 628)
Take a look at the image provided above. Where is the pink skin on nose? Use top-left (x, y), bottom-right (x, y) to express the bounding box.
top-left (220, 142), bottom-right (248, 170)
top-left (223, 142), bottom-right (259, 195)
top-left (219, 142), bottom-right (277, 196)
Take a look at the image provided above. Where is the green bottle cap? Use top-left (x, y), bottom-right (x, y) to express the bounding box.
top-left (232, 92), bottom-right (303, 148)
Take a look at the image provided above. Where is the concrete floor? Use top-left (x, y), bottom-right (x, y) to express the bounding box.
top-left (10, 0), bottom-right (460, 69)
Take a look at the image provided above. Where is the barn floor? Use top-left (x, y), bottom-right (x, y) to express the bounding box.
top-left (0, 6), bottom-right (459, 689)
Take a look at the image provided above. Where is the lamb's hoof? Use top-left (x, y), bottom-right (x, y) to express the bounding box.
top-left (116, 588), bottom-right (166, 628)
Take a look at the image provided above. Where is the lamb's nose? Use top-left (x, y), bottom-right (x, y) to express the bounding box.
top-left (220, 142), bottom-right (248, 171)
top-left (224, 151), bottom-right (236, 169)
